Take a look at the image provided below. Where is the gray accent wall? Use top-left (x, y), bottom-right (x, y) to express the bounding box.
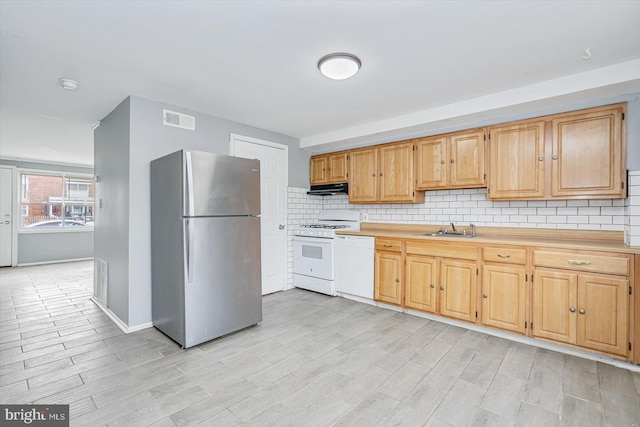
top-left (95, 95), bottom-right (307, 329)
top-left (0, 159), bottom-right (94, 265)
top-left (93, 97), bottom-right (131, 324)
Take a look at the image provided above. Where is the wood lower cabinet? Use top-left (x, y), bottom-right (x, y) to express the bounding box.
top-left (533, 269), bottom-right (629, 357)
top-left (405, 255), bottom-right (437, 312)
top-left (403, 241), bottom-right (477, 322)
top-left (374, 239), bottom-right (404, 305)
top-left (482, 264), bottom-right (526, 334)
top-left (440, 259), bottom-right (477, 322)
top-left (310, 152), bottom-right (348, 185)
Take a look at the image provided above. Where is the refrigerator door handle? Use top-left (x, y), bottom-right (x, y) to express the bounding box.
top-left (185, 219), bottom-right (195, 283)
top-left (185, 151), bottom-right (195, 216)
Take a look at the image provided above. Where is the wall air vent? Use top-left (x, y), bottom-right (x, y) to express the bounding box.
top-left (163, 109), bottom-right (196, 131)
top-left (94, 258), bottom-right (108, 307)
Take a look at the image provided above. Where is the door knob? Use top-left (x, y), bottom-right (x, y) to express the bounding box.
top-left (278, 225), bottom-right (285, 230)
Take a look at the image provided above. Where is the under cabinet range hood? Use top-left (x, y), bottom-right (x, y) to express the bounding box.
top-left (307, 182), bottom-right (348, 196)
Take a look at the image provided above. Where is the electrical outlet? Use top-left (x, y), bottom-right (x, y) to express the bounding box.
top-left (361, 212), bottom-right (369, 221)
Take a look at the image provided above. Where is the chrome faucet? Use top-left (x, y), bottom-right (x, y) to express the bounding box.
top-left (470, 223), bottom-right (476, 237)
top-left (450, 222), bottom-right (457, 233)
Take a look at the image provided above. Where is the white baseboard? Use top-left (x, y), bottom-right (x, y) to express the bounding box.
top-left (18, 257), bottom-right (93, 267)
top-left (90, 297), bottom-right (153, 334)
top-left (337, 292), bottom-right (377, 306)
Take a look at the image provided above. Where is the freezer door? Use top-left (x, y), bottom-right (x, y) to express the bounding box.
top-left (184, 151), bottom-right (260, 217)
top-left (183, 216), bottom-right (262, 347)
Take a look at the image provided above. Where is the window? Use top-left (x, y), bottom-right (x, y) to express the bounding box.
top-left (20, 172), bottom-right (94, 230)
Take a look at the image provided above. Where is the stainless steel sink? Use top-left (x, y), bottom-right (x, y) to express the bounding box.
top-left (415, 232), bottom-right (476, 238)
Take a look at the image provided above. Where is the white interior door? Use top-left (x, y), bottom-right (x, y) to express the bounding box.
top-left (231, 134), bottom-right (288, 295)
top-left (0, 167), bottom-right (14, 267)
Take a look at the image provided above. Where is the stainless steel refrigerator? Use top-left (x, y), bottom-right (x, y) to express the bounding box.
top-left (150, 149), bottom-right (262, 348)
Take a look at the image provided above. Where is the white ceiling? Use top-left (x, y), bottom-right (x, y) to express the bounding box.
top-left (1, 1), bottom-right (640, 167)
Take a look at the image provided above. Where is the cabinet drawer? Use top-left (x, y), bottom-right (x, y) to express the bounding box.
top-left (533, 250), bottom-right (630, 276)
top-left (376, 239), bottom-right (403, 252)
top-left (483, 247), bottom-right (527, 265)
top-left (406, 241), bottom-right (476, 260)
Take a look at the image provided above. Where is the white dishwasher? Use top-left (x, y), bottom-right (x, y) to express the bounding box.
top-left (334, 235), bottom-right (374, 299)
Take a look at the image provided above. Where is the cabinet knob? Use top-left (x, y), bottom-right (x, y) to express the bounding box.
top-left (579, 308), bottom-right (585, 315)
top-left (440, 286), bottom-right (445, 291)
top-left (552, 155), bottom-right (558, 160)
top-left (569, 307), bottom-right (576, 313)
top-left (450, 159), bottom-right (455, 163)
top-left (395, 278), bottom-right (400, 283)
top-left (482, 293), bottom-right (488, 298)
top-left (430, 284), bottom-right (435, 288)
top-left (497, 254), bottom-right (511, 258)
top-left (380, 173), bottom-right (383, 177)
top-left (372, 173), bottom-right (376, 177)
top-left (440, 160), bottom-right (445, 164)
top-left (538, 157), bottom-right (544, 161)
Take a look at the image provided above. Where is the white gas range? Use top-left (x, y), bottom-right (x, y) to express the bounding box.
top-left (292, 210), bottom-right (360, 296)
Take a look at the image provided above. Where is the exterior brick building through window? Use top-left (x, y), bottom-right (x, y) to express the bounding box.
top-left (20, 173), bottom-right (94, 229)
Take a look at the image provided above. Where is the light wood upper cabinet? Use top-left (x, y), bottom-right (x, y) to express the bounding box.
top-left (349, 142), bottom-right (423, 204)
top-left (415, 136), bottom-right (447, 188)
top-left (349, 147), bottom-right (378, 203)
top-left (488, 121), bottom-right (545, 199)
top-left (309, 152), bottom-right (348, 185)
top-left (379, 142), bottom-right (415, 202)
top-left (310, 155), bottom-right (327, 185)
top-left (415, 129), bottom-right (485, 190)
top-left (488, 103), bottom-right (626, 200)
top-left (552, 106), bottom-right (625, 198)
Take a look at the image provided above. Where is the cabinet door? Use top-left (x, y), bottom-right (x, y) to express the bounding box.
top-left (405, 255), bottom-right (437, 313)
top-left (577, 275), bottom-right (629, 357)
top-left (379, 142), bottom-right (414, 202)
top-left (450, 130), bottom-right (485, 188)
top-left (440, 259), bottom-right (477, 322)
top-left (327, 152), bottom-right (348, 183)
top-left (349, 148), bottom-right (378, 203)
top-left (374, 251), bottom-right (402, 305)
top-left (482, 265), bottom-right (526, 334)
top-left (532, 270), bottom-right (577, 344)
top-left (552, 107), bottom-right (624, 198)
top-left (415, 136), bottom-right (447, 189)
top-left (488, 121), bottom-right (545, 199)
top-left (310, 155), bottom-right (327, 185)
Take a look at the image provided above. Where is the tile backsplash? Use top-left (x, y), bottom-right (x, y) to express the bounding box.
top-left (321, 188), bottom-right (626, 231)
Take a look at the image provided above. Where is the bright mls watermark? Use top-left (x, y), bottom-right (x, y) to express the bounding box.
top-left (1, 405), bottom-right (69, 426)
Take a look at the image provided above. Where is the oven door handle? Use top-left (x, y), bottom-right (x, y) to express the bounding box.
top-left (292, 235), bottom-right (334, 243)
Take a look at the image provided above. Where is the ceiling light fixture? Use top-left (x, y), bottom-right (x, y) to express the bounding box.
top-left (318, 53), bottom-right (361, 80)
top-left (58, 78), bottom-right (80, 91)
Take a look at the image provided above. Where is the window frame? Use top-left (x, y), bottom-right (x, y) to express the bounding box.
top-left (17, 169), bottom-right (95, 234)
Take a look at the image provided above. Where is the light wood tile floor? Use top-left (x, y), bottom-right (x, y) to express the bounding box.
top-left (1, 261), bottom-right (639, 426)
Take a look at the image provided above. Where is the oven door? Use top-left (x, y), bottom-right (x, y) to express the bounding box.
top-left (292, 236), bottom-right (334, 281)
